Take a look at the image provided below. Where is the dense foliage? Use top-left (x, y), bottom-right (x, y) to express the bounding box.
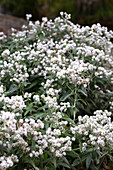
top-left (0, 12), bottom-right (113, 169)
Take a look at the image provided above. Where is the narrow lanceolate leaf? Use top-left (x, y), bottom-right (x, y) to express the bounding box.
top-left (25, 80), bottom-right (38, 90)
top-left (51, 158), bottom-right (57, 168)
top-left (5, 86), bottom-right (19, 95)
top-left (23, 158), bottom-right (37, 169)
top-left (60, 92), bottom-right (74, 101)
top-left (24, 110), bottom-right (29, 116)
top-left (78, 89), bottom-right (87, 96)
top-left (77, 99), bottom-right (87, 105)
top-left (86, 153), bottom-right (92, 169)
top-left (66, 150), bottom-right (79, 158)
top-left (62, 116), bottom-right (75, 125)
top-left (62, 156), bottom-right (70, 165)
top-left (58, 162), bottom-right (70, 169)
top-left (33, 112), bottom-right (46, 118)
top-left (72, 158), bottom-right (81, 167)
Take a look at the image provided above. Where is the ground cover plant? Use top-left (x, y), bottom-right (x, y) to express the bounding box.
top-left (0, 12), bottom-right (113, 170)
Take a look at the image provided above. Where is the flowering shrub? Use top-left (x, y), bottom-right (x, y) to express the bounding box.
top-left (0, 12), bottom-right (113, 169)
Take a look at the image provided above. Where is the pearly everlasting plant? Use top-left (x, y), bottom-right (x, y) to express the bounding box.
top-left (0, 12), bottom-right (113, 169)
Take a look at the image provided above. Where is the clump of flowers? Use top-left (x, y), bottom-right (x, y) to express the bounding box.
top-left (0, 12), bottom-right (113, 169)
top-left (71, 110), bottom-right (113, 152)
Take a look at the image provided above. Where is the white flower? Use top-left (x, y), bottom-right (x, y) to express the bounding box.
top-left (26, 14), bottom-right (32, 20)
top-left (60, 11), bottom-right (64, 16)
top-left (0, 86), bottom-right (3, 93)
top-left (39, 149), bottom-right (43, 155)
top-left (29, 153), bottom-right (33, 157)
top-left (91, 141), bottom-right (96, 145)
top-left (2, 49), bottom-right (10, 56)
top-left (83, 142), bottom-right (87, 147)
top-left (33, 94), bottom-right (40, 102)
top-left (72, 137), bottom-right (76, 141)
top-left (42, 17), bottom-right (48, 22)
top-left (82, 147), bottom-right (86, 152)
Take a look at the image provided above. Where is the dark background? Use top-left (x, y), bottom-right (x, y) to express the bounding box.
top-left (0, 0), bottom-right (113, 30)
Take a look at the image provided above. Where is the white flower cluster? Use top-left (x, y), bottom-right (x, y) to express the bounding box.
top-left (71, 110), bottom-right (113, 152)
top-left (46, 126), bottom-right (72, 157)
top-left (0, 111), bottom-right (47, 166)
top-left (24, 92), bottom-right (32, 98)
top-left (46, 87), bottom-right (61, 96)
top-left (0, 11), bottom-right (112, 87)
top-left (0, 50), bottom-right (29, 83)
top-left (0, 12), bottom-right (113, 169)
top-left (109, 99), bottom-right (113, 110)
top-left (0, 32), bottom-right (6, 40)
top-left (0, 155), bottom-right (19, 170)
top-left (42, 95), bottom-right (59, 110)
top-left (1, 95), bottom-right (26, 113)
top-left (33, 94), bottom-right (40, 102)
top-left (0, 108), bottom-right (73, 164)
top-left (26, 14), bottom-right (32, 21)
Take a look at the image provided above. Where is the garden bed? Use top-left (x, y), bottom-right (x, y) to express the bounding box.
top-left (0, 12), bottom-right (113, 170)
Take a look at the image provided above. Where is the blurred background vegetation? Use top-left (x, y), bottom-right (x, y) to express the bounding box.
top-left (0, 0), bottom-right (113, 29)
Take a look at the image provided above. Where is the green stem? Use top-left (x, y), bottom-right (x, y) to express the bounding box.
top-left (73, 87), bottom-right (77, 121)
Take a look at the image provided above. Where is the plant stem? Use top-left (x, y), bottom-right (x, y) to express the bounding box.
top-left (73, 86), bottom-right (77, 121)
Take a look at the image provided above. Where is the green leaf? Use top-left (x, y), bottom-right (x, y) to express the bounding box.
top-left (43, 157), bottom-right (52, 164)
top-left (70, 167), bottom-right (76, 170)
top-left (28, 67), bottom-right (32, 72)
top-left (24, 81), bottom-right (31, 87)
top-left (0, 102), bottom-right (3, 109)
top-left (79, 140), bottom-right (82, 152)
top-left (33, 113), bottom-right (46, 118)
top-left (32, 140), bottom-right (36, 149)
top-left (86, 148), bottom-right (95, 153)
top-left (60, 92), bottom-right (74, 101)
top-left (24, 110), bottom-right (29, 116)
top-left (62, 156), bottom-right (70, 165)
top-left (78, 89), bottom-right (87, 96)
top-left (5, 86), bottom-right (19, 95)
top-left (43, 166), bottom-right (49, 170)
top-left (38, 105), bottom-right (48, 111)
top-left (72, 158), bottom-right (81, 167)
top-left (25, 103), bottom-right (33, 112)
top-left (58, 162), bottom-right (70, 169)
top-left (23, 157), bottom-right (37, 169)
top-left (106, 92), bottom-right (113, 97)
top-left (86, 153), bottom-right (92, 169)
top-left (66, 151), bottom-right (79, 158)
top-left (62, 116), bottom-right (75, 125)
top-left (39, 33), bottom-right (45, 42)
top-left (51, 158), bottom-right (56, 168)
top-left (90, 163), bottom-right (98, 170)
top-left (25, 80), bottom-right (38, 90)
top-left (77, 99), bottom-right (87, 105)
